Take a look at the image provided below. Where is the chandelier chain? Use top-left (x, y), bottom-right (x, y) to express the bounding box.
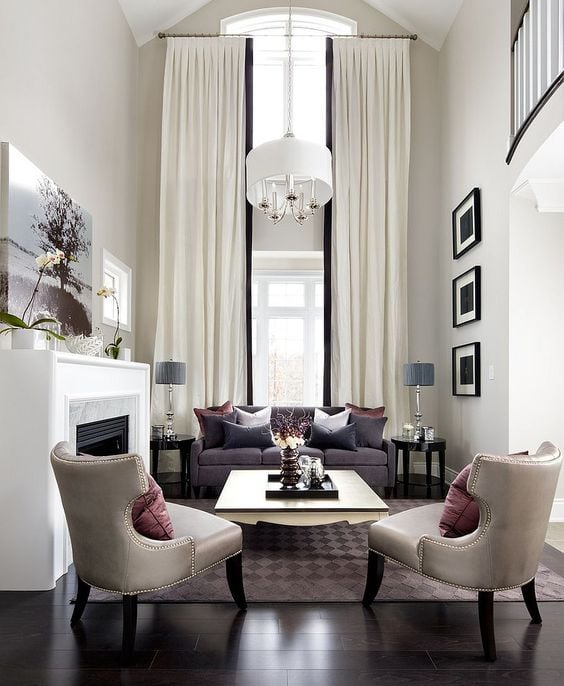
top-left (286, 1), bottom-right (293, 135)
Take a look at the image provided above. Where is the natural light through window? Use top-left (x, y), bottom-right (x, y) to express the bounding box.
top-left (253, 272), bottom-right (324, 406)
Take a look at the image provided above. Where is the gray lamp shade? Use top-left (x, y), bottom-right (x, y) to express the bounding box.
top-left (403, 362), bottom-right (434, 387)
top-left (155, 361), bottom-right (186, 385)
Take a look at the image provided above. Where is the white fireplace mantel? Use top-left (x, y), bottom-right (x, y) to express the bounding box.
top-left (0, 350), bottom-right (150, 590)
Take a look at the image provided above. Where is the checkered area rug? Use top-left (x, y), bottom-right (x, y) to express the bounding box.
top-left (90, 499), bottom-right (564, 602)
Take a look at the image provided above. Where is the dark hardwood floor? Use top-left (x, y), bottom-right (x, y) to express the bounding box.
top-left (2, 484), bottom-right (564, 685)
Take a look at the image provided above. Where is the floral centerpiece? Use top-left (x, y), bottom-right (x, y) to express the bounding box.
top-left (0, 249), bottom-right (67, 345)
top-left (271, 411), bottom-right (311, 487)
top-left (96, 286), bottom-right (122, 359)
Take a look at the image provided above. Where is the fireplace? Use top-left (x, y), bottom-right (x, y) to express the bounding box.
top-left (76, 415), bottom-right (129, 456)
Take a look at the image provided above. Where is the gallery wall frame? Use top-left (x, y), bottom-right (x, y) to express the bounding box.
top-left (452, 341), bottom-right (481, 397)
top-left (452, 266), bottom-right (481, 328)
top-left (452, 187), bottom-right (481, 259)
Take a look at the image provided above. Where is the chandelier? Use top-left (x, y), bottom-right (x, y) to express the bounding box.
top-left (245, 2), bottom-right (333, 226)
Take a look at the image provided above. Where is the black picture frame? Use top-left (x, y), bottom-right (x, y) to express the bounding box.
top-left (452, 266), bottom-right (481, 327)
top-left (452, 187), bottom-right (481, 259)
top-left (452, 342), bottom-right (481, 397)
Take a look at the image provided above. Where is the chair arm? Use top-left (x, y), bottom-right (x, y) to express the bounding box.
top-left (382, 438), bottom-right (396, 487)
top-left (122, 521), bottom-right (197, 594)
top-left (190, 438), bottom-right (205, 487)
top-left (417, 525), bottom-right (495, 590)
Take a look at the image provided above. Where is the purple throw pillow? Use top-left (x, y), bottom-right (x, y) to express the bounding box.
top-left (132, 474), bottom-right (175, 540)
top-left (439, 464), bottom-right (479, 538)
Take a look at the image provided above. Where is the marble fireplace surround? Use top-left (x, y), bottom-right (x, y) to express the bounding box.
top-left (68, 394), bottom-right (139, 455)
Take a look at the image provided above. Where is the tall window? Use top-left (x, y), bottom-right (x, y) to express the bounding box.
top-left (223, 10), bottom-right (355, 405)
top-left (252, 272), bottom-right (324, 405)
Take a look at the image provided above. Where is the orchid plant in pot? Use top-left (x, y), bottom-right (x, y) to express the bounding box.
top-left (96, 286), bottom-right (122, 359)
top-left (0, 249), bottom-right (67, 349)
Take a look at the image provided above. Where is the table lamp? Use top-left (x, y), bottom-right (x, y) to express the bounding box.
top-left (155, 360), bottom-right (186, 439)
top-left (403, 361), bottom-right (434, 441)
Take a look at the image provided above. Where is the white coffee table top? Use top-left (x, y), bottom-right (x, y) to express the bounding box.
top-left (214, 470), bottom-right (389, 526)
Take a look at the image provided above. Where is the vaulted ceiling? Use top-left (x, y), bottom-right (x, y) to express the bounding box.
top-left (117, 0), bottom-right (463, 50)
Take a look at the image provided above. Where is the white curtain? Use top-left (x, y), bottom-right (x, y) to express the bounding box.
top-left (153, 37), bottom-right (248, 435)
top-left (331, 38), bottom-right (410, 433)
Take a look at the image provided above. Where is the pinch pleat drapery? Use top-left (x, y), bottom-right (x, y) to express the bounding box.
top-left (331, 38), bottom-right (410, 433)
top-left (153, 37), bottom-right (248, 435)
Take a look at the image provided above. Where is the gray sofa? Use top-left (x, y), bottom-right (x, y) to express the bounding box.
top-left (190, 405), bottom-right (396, 497)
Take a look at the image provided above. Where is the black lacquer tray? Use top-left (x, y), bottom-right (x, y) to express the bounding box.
top-left (265, 473), bottom-right (339, 499)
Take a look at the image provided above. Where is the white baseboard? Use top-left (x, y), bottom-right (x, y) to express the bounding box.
top-left (408, 461), bottom-right (456, 485)
top-left (550, 499), bottom-right (564, 522)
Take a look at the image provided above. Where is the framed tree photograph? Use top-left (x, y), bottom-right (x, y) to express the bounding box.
top-left (452, 266), bottom-right (481, 327)
top-left (452, 187), bottom-right (481, 259)
top-left (452, 342), bottom-right (481, 397)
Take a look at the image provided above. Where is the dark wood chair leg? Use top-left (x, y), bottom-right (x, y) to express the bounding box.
top-left (121, 594), bottom-right (138, 665)
top-left (478, 591), bottom-right (496, 661)
top-left (521, 578), bottom-right (542, 624)
top-left (70, 576), bottom-right (91, 627)
top-left (384, 487), bottom-right (393, 499)
top-left (362, 551), bottom-right (385, 607)
top-left (226, 553), bottom-right (247, 610)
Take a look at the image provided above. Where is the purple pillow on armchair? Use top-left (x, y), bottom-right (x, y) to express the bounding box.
top-left (438, 464), bottom-right (479, 538)
top-left (131, 474), bottom-right (175, 540)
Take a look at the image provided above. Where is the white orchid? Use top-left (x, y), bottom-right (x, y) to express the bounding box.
top-left (97, 286), bottom-right (116, 298)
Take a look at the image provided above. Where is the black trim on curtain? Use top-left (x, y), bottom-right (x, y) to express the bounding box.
top-left (323, 37), bottom-right (333, 406)
top-left (245, 37), bottom-right (254, 404)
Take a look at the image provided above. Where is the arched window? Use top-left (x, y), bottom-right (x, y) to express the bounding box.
top-left (222, 9), bottom-right (356, 146)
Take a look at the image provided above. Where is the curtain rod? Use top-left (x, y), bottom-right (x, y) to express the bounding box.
top-left (157, 32), bottom-right (417, 40)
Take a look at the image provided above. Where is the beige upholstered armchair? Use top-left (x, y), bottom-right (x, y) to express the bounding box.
top-left (363, 442), bottom-right (562, 661)
top-left (51, 441), bottom-right (246, 663)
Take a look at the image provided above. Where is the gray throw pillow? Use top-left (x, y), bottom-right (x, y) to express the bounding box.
top-left (202, 411), bottom-right (236, 449)
top-left (223, 421), bottom-right (275, 449)
top-left (309, 423), bottom-right (357, 451)
top-left (353, 415), bottom-right (387, 449)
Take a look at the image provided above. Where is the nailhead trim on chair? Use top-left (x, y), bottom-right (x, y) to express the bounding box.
top-left (80, 549), bottom-right (243, 596)
top-left (368, 547), bottom-right (535, 593)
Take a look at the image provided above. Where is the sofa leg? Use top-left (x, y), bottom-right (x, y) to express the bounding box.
top-left (384, 487), bottom-right (393, 499)
top-left (192, 486), bottom-right (201, 499)
top-left (362, 551), bottom-right (385, 607)
top-left (521, 578), bottom-right (542, 624)
top-left (478, 591), bottom-right (496, 661)
top-left (70, 576), bottom-right (91, 627)
top-left (226, 552), bottom-right (247, 610)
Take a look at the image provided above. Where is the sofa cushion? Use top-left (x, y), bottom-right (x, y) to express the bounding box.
top-left (346, 402), bottom-right (385, 418)
top-left (131, 474), bottom-right (175, 540)
top-left (201, 411), bottom-right (236, 449)
top-left (324, 447), bottom-right (388, 466)
top-left (352, 415), bottom-right (387, 449)
top-left (261, 445), bottom-right (325, 465)
top-left (199, 448), bottom-right (262, 466)
top-left (223, 421), bottom-right (275, 449)
top-left (309, 423), bottom-right (357, 451)
top-left (314, 407), bottom-right (351, 430)
top-left (235, 406), bottom-right (272, 426)
top-left (194, 400), bottom-right (234, 433)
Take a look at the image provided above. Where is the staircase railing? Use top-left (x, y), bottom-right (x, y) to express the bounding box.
top-left (507, 0), bottom-right (564, 163)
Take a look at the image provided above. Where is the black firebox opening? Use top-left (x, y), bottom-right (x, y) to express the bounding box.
top-left (76, 415), bottom-right (129, 456)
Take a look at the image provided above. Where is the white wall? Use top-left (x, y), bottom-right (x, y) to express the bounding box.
top-left (0, 0), bottom-right (139, 353)
top-left (508, 197), bottom-right (564, 506)
top-left (135, 0), bottom-right (441, 434)
top-left (438, 0), bottom-right (512, 468)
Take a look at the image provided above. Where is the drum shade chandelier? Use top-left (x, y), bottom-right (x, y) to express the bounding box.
top-left (245, 1), bottom-right (333, 226)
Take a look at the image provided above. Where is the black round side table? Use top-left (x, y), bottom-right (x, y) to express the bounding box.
top-left (150, 434), bottom-right (195, 498)
top-left (391, 436), bottom-right (446, 498)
